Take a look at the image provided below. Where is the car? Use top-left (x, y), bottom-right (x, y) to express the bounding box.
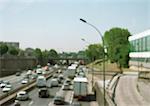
top-left (0, 80), bottom-right (3, 84)
top-left (53, 96), bottom-right (65, 105)
top-left (16, 72), bottom-right (21, 76)
top-left (21, 79), bottom-right (29, 84)
top-left (38, 87), bottom-right (50, 98)
top-left (2, 84), bottom-right (12, 92)
top-left (3, 81), bottom-right (10, 85)
top-left (57, 75), bottom-right (64, 83)
top-left (0, 83), bottom-right (6, 88)
top-left (13, 100), bottom-right (21, 106)
top-left (64, 79), bottom-right (72, 85)
top-left (62, 83), bottom-right (72, 90)
top-left (49, 79), bottom-right (59, 87)
top-left (72, 102), bottom-right (81, 106)
top-left (16, 91), bottom-right (29, 101)
top-left (52, 74), bottom-right (58, 78)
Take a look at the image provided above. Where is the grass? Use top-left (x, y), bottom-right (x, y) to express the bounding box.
top-left (87, 59), bottom-right (132, 72)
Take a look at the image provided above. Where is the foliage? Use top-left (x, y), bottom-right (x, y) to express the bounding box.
top-left (8, 47), bottom-right (19, 56)
top-left (85, 44), bottom-right (104, 62)
top-left (0, 43), bottom-right (8, 55)
top-left (34, 48), bottom-right (43, 64)
top-left (104, 27), bottom-right (131, 68)
top-left (48, 49), bottom-right (59, 58)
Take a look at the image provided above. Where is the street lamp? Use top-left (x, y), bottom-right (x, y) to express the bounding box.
top-left (80, 18), bottom-right (106, 106)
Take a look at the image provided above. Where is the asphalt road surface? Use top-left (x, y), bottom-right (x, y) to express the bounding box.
top-left (115, 75), bottom-right (149, 106)
top-left (0, 72), bottom-right (26, 94)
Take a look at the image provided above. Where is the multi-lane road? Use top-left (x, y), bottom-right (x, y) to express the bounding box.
top-left (9, 78), bottom-right (60, 106)
top-left (115, 75), bottom-right (149, 106)
top-left (0, 72), bottom-right (26, 94)
top-left (5, 67), bottom-right (90, 106)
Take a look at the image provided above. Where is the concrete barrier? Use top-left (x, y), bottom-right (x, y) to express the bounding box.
top-left (94, 81), bottom-right (115, 106)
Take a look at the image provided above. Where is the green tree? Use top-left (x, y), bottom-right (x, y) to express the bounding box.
top-left (42, 50), bottom-right (49, 65)
top-left (34, 48), bottom-right (43, 65)
top-left (0, 43), bottom-right (8, 56)
top-left (48, 49), bottom-right (59, 65)
top-left (8, 47), bottom-right (19, 56)
top-left (104, 27), bottom-right (131, 69)
top-left (49, 49), bottom-right (58, 58)
top-left (85, 44), bottom-right (104, 62)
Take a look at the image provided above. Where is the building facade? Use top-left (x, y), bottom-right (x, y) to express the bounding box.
top-left (129, 29), bottom-right (150, 69)
top-left (0, 41), bottom-right (19, 49)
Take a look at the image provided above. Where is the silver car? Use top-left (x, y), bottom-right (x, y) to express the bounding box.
top-left (16, 91), bottom-right (29, 101)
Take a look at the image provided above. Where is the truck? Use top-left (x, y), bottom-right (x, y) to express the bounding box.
top-left (73, 77), bottom-right (88, 99)
top-left (36, 76), bottom-right (46, 88)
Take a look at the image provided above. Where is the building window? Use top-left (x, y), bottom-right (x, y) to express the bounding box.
top-left (147, 36), bottom-right (150, 51)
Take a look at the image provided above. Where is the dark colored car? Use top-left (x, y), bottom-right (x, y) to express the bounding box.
top-left (38, 88), bottom-right (50, 98)
top-left (54, 96), bottom-right (65, 105)
top-left (16, 72), bottom-right (21, 76)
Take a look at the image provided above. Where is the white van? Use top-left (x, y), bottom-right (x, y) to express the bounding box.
top-left (36, 76), bottom-right (46, 88)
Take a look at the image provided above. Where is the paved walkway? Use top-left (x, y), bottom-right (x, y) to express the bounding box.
top-left (87, 74), bottom-right (99, 106)
top-left (137, 79), bottom-right (150, 103)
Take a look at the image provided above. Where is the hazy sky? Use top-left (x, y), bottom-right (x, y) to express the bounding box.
top-left (0, 0), bottom-right (150, 52)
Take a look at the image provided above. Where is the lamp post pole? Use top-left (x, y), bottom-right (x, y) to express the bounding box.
top-left (80, 18), bottom-right (106, 106)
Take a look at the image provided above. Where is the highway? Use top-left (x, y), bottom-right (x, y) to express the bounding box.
top-left (0, 72), bottom-right (27, 94)
top-left (115, 75), bottom-right (149, 106)
top-left (7, 67), bottom-right (91, 106)
top-left (9, 79), bottom-right (60, 106)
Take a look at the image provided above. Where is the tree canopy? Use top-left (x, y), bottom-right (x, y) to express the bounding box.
top-left (8, 47), bottom-right (19, 56)
top-left (104, 27), bottom-right (131, 68)
top-left (85, 44), bottom-right (104, 62)
top-left (0, 43), bottom-right (8, 56)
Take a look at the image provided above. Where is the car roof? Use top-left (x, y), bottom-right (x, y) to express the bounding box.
top-left (73, 77), bottom-right (88, 82)
top-left (18, 91), bottom-right (26, 94)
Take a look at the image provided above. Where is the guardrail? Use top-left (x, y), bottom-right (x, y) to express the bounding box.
top-left (0, 69), bottom-right (57, 106)
top-left (138, 71), bottom-right (150, 79)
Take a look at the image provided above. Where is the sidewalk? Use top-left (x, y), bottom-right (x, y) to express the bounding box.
top-left (137, 79), bottom-right (150, 103)
top-left (87, 74), bottom-right (99, 106)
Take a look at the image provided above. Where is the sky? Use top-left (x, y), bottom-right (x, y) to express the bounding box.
top-left (0, 0), bottom-right (150, 52)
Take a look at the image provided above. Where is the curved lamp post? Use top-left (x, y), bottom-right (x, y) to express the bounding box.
top-left (80, 18), bottom-right (106, 106)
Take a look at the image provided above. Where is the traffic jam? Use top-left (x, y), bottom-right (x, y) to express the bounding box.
top-left (0, 62), bottom-right (90, 106)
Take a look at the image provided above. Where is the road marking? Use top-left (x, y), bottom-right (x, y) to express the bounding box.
top-left (48, 101), bottom-right (53, 106)
top-left (28, 100), bottom-right (34, 106)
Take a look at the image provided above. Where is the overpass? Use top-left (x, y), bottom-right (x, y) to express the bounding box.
top-left (48, 57), bottom-right (88, 65)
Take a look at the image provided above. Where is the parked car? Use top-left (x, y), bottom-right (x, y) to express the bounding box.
top-left (38, 87), bottom-right (50, 98)
top-left (16, 91), bottom-right (29, 101)
top-left (53, 96), bottom-right (65, 105)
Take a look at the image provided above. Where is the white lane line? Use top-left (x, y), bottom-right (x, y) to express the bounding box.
top-left (48, 101), bottom-right (54, 106)
top-left (28, 100), bottom-right (34, 106)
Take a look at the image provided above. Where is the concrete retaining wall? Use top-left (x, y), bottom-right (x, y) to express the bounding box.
top-left (0, 56), bottom-right (37, 77)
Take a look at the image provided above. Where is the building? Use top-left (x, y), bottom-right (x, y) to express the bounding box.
top-left (129, 29), bottom-right (150, 70)
top-left (0, 41), bottom-right (19, 49)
